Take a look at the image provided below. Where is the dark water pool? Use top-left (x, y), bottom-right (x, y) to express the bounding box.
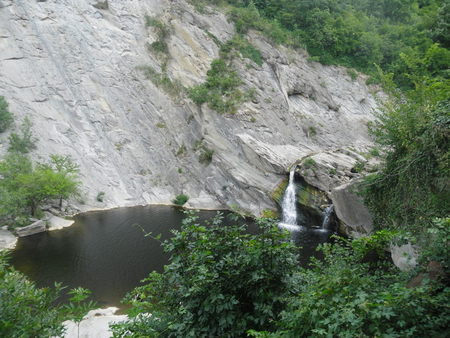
top-left (10, 206), bottom-right (331, 310)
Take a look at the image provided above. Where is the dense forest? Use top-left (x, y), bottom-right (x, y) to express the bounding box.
top-left (1, 0), bottom-right (449, 337)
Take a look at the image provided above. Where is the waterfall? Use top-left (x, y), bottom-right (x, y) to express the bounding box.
top-left (322, 205), bottom-right (335, 231)
top-left (281, 165), bottom-right (298, 226)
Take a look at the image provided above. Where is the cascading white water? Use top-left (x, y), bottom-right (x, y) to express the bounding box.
top-left (281, 165), bottom-right (298, 226)
top-left (321, 205), bottom-right (334, 231)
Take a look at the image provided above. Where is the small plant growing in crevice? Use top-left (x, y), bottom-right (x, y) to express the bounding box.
top-left (96, 191), bottom-right (105, 202)
top-left (353, 161), bottom-right (365, 173)
top-left (172, 194), bottom-right (189, 206)
top-left (302, 157), bottom-right (316, 169)
top-left (138, 65), bottom-right (185, 102)
top-left (176, 143), bottom-right (187, 157)
top-left (145, 15), bottom-right (170, 55)
top-left (199, 148), bottom-right (214, 164)
top-left (308, 125), bottom-right (317, 137)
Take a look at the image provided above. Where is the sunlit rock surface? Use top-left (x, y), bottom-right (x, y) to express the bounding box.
top-left (0, 0), bottom-right (380, 217)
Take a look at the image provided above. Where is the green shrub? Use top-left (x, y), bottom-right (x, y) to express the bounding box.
top-left (188, 59), bottom-right (244, 114)
top-left (369, 146), bottom-right (381, 157)
top-left (172, 193), bottom-right (189, 206)
top-left (96, 191), bottom-right (105, 202)
top-left (0, 96), bottom-right (14, 133)
top-left (110, 211), bottom-right (299, 337)
top-left (308, 125), bottom-right (317, 136)
top-left (199, 148), bottom-right (214, 164)
top-left (302, 157), bottom-right (316, 169)
top-left (347, 68), bottom-right (358, 80)
top-left (276, 237), bottom-right (450, 338)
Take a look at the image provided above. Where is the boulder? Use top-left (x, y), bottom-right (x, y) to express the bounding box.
top-left (391, 243), bottom-right (418, 271)
top-left (331, 180), bottom-right (373, 236)
top-left (15, 220), bottom-right (46, 237)
top-left (47, 215), bottom-right (74, 231)
top-left (407, 261), bottom-right (449, 288)
top-left (0, 229), bottom-right (17, 250)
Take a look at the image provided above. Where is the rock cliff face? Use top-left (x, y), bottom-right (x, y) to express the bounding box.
top-left (0, 0), bottom-right (380, 223)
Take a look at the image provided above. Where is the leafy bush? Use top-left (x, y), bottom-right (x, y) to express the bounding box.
top-left (0, 96), bottom-right (14, 133)
top-left (302, 157), bottom-right (315, 169)
top-left (361, 54), bottom-right (450, 234)
top-left (273, 238), bottom-right (450, 338)
top-left (188, 59), bottom-right (245, 114)
top-left (0, 252), bottom-right (97, 338)
top-left (172, 193), bottom-right (189, 206)
top-left (111, 211), bottom-right (299, 337)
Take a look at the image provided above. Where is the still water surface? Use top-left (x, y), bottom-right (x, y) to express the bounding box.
top-left (10, 206), bottom-right (331, 309)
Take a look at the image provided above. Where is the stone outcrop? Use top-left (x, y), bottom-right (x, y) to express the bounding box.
top-left (331, 180), bottom-right (373, 236)
top-left (0, 0), bottom-right (380, 217)
top-left (0, 228), bottom-right (17, 250)
top-left (15, 220), bottom-right (46, 237)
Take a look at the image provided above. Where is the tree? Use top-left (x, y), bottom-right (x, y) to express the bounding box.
top-left (39, 154), bottom-right (81, 207)
top-left (361, 45), bottom-right (450, 234)
top-left (0, 95), bottom-right (14, 133)
top-left (0, 154), bottom-right (81, 219)
top-left (111, 211), bottom-right (299, 338)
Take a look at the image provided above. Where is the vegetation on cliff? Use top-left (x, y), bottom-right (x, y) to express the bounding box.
top-left (195, 0), bottom-right (450, 88)
top-left (0, 113), bottom-right (81, 227)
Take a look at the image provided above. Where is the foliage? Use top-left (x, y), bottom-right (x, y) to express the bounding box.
top-left (272, 238), bottom-right (450, 338)
top-left (97, 191), bottom-right (106, 202)
top-left (138, 65), bottom-right (185, 101)
top-left (145, 15), bottom-right (170, 54)
top-left (188, 59), bottom-right (244, 114)
top-left (198, 0), bottom-right (450, 88)
top-left (172, 193), bottom-right (189, 206)
top-left (361, 48), bottom-right (450, 234)
top-left (220, 34), bottom-right (264, 66)
top-left (420, 216), bottom-right (450, 270)
top-left (0, 252), bottom-right (97, 338)
top-left (64, 287), bottom-right (98, 338)
top-left (0, 154), bottom-right (81, 219)
top-left (199, 148), bottom-right (214, 164)
top-left (302, 157), bottom-right (316, 169)
top-left (0, 95), bottom-right (14, 133)
top-left (8, 117), bottom-right (37, 154)
top-left (110, 211), bottom-right (299, 338)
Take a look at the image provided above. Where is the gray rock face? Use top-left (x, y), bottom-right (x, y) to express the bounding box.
top-left (0, 1), bottom-right (380, 217)
top-left (331, 180), bottom-right (373, 236)
top-left (15, 220), bottom-right (46, 237)
top-left (0, 229), bottom-right (17, 250)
